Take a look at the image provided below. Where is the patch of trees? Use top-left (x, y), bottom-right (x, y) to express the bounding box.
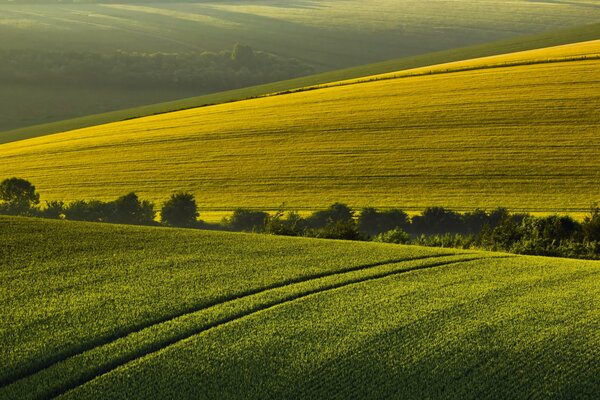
top-left (1, 177), bottom-right (599, 260)
top-left (0, 44), bottom-right (313, 91)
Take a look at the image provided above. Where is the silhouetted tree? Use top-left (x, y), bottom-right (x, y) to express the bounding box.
top-left (40, 200), bottom-right (65, 219)
top-left (358, 207), bottom-right (408, 236)
top-left (111, 192), bottom-right (155, 225)
top-left (228, 209), bottom-right (269, 232)
top-left (0, 177), bottom-right (40, 215)
top-left (64, 200), bottom-right (112, 222)
top-left (160, 192), bottom-right (198, 227)
top-left (582, 203), bottom-right (600, 242)
top-left (305, 203), bottom-right (354, 229)
top-left (411, 207), bottom-right (463, 235)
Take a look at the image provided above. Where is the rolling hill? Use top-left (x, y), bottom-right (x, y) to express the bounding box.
top-left (3, 21), bottom-right (600, 143)
top-left (1, 216), bottom-right (598, 399)
top-left (1, 40), bottom-right (598, 214)
top-left (3, 0), bottom-right (598, 133)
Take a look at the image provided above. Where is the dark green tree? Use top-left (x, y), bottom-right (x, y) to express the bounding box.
top-left (583, 203), bottom-right (600, 242)
top-left (228, 209), bottom-right (269, 232)
top-left (111, 193), bottom-right (155, 225)
top-left (0, 177), bottom-right (40, 215)
top-left (161, 192), bottom-right (198, 227)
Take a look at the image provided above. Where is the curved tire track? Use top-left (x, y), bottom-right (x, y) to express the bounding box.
top-left (2, 253), bottom-right (508, 400)
top-left (0, 253), bottom-right (451, 389)
top-left (52, 255), bottom-right (505, 400)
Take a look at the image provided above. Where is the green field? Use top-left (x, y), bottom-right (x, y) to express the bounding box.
top-left (1, 40), bottom-right (598, 213)
top-left (1, 216), bottom-right (598, 399)
top-left (1, 0), bottom-right (600, 134)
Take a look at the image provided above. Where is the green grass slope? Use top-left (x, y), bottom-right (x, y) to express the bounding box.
top-left (1, 217), bottom-right (599, 399)
top-left (2, 22), bottom-right (599, 144)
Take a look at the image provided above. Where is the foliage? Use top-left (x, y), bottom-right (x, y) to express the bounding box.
top-left (583, 203), bottom-right (600, 242)
top-left (373, 227), bottom-right (411, 244)
top-left (264, 209), bottom-right (303, 236)
top-left (112, 193), bottom-right (155, 225)
top-left (226, 209), bottom-right (269, 232)
top-left (358, 207), bottom-right (409, 237)
top-left (160, 192), bottom-right (198, 228)
top-left (39, 200), bottom-right (65, 220)
top-left (0, 177), bottom-right (39, 215)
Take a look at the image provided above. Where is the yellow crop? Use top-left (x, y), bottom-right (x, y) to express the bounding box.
top-left (0, 41), bottom-right (598, 213)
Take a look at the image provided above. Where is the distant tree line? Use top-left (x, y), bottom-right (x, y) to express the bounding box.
top-left (1, 178), bottom-right (599, 260)
top-left (0, 44), bottom-right (313, 91)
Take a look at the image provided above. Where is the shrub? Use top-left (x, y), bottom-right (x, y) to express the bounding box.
top-left (40, 200), bottom-right (65, 219)
top-left (265, 209), bottom-right (303, 236)
top-left (410, 207), bottom-right (464, 235)
top-left (582, 203), bottom-right (600, 242)
top-left (227, 209), bottom-right (269, 232)
top-left (358, 208), bottom-right (408, 237)
top-left (160, 192), bottom-right (198, 227)
top-left (306, 219), bottom-right (361, 241)
top-left (305, 203), bottom-right (354, 229)
top-left (64, 200), bottom-right (113, 222)
top-left (373, 228), bottom-right (411, 244)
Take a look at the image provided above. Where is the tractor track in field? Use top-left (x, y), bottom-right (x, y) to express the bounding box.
top-left (2, 253), bottom-right (511, 400)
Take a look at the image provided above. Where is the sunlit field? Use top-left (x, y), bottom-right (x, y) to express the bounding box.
top-left (1, 41), bottom-right (598, 213)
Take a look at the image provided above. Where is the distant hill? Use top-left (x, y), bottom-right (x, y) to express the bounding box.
top-left (2, 22), bottom-right (599, 144)
top-left (1, 0), bottom-right (599, 133)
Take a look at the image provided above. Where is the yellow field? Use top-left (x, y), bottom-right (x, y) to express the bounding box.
top-left (0, 41), bottom-right (599, 213)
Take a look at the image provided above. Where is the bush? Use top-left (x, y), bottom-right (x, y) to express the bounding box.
top-left (305, 203), bottom-right (354, 229)
top-left (583, 203), bottom-right (600, 242)
top-left (265, 210), bottom-right (303, 236)
top-left (306, 219), bottom-right (361, 241)
top-left (227, 209), bottom-right (269, 232)
top-left (373, 228), bottom-right (411, 244)
top-left (160, 192), bottom-right (198, 227)
top-left (410, 207), bottom-right (464, 235)
top-left (64, 200), bottom-right (112, 222)
top-left (40, 200), bottom-right (65, 219)
top-left (358, 207), bottom-right (409, 237)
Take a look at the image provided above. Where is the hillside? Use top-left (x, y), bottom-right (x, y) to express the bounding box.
top-left (3, 0), bottom-right (598, 133)
top-left (1, 216), bottom-right (598, 399)
top-left (1, 40), bottom-right (598, 213)
top-left (2, 21), bottom-right (600, 143)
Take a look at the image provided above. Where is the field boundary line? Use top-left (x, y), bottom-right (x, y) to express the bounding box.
top-left (0, 252), bottom-right (458, 389)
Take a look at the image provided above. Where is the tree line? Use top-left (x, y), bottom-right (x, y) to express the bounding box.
top-left (0, 44), bottom-right (313, 91)
top-left (1, 178), bottom-right (599, 260)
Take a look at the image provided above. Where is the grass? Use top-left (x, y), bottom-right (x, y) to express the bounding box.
top-left (2, 21), bottom-right (600, 143)
top-left (1, 40), bottom-right (598, 213)
top-left (1, 216), bottom-right (598, 399)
